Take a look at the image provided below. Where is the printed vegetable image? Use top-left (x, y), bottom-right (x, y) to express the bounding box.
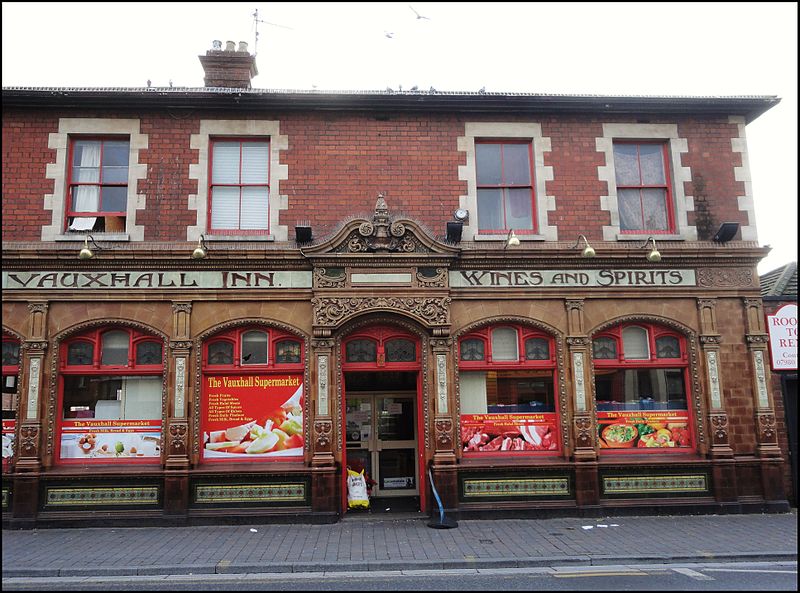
top-left (601, 424), bottom-right (638, 447)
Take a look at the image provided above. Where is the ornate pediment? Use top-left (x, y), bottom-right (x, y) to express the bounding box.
top-left (302, 195), bottom-right (460, 257)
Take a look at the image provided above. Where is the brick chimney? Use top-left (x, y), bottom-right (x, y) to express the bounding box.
top-left (198, 40), bottom-right (258, 89)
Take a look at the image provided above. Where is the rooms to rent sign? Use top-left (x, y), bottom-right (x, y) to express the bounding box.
top-left (767, 304), bottom-right (798, 370)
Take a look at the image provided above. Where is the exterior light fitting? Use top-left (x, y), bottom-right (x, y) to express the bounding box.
top-left (572, 234), bottom-right (596, 258)
top-left (713, 222), bottom-right (739, 243)
top-left (78, 234), bottom-right (102, 260)
top-left (191, 234), bottom-right (209, 259)
top-left (295, 223), bottom-right (313, 244)
top-left (445, 221), bottom-right (463, 243)
top-left (505, 229), bottom-right (520, 249)
top-left (640, 236), bottom-right (661, 262)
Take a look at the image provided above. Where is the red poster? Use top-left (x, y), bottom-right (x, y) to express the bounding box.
top-left (461, 413), bottom-right (559, 453)
top-left (59, 420), bottom-right (162, 463)
top-left (201, 374), bottom-right (303, 461)
top-left (597, 410), bottom-right (692, 450)
top-left (2, 420), bottom-right (14, 471)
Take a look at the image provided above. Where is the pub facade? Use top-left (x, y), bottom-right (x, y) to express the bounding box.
top-left (1, 44), bottom-right (790, 527)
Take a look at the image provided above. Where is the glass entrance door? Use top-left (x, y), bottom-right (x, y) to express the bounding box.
top-left (345, 393), bottom-right (418, 497)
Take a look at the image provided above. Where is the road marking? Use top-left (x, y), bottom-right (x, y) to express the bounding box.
top-left (553, 570), bottom-right (646, 578)
top-left (672, 567), bottom-right (715, 581)
top-left (704, 568), bottom-right (798, 574)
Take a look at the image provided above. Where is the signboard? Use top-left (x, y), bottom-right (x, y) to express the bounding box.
top-left (2, 420), bottom-right (14, 470)
top-left (767, 304), bottom-right (798, 370)
top-left (451, 269), bottom-right (696, 288)
top-left (59, 420), bottom-right (162, 463)
top-left (2, 271), bottom-right (312, 290)
top-left (597, 411), bottom-right (692, 451)
top-left (201, 374), bottom-right (303, 461)
top-left (461, 413), bottom-right (559, 453)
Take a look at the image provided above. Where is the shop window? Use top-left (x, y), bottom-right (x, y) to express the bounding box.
top-left (201, 326), bottom-right (304, 463)
top-left (459, 325), bottom-right (559, 455)
top-left (58, 327), bottom-right (164, 464)
top-left (66, 137), bottom-right (130, 233)
top-left (592, 323), bottom-right (692, 452)
top-left (476, 141), bottom-right (536, 234)
top-left (209, 138), bottom-right (270, 234)
top-left (613, 141), bottom-right (673, 233)
top-left (2, 336), bottom-right (20, 471)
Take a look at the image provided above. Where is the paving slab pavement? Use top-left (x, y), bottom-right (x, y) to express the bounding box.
top-left (2, 510), bottom-right (796, 578)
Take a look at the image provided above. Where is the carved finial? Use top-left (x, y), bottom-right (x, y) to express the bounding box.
top-left (375, 193), bottom-right (388, 213)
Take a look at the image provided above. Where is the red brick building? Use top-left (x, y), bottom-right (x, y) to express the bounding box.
top-left (1, 44), bottom-right (790, 527)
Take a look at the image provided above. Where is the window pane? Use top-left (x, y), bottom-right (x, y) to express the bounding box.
top-left (656, 336), bottom-right (680, 359)
top-left (240, 187), bottom-right (269, 230)
top-left (484, 370), bottom-right (555, 412)
top-left (641, 189), bottom-right (669, 231)
top-left (477, 189), bottom-right (503, 230)
top-left (102, 166), bottom-right (128, 184)
top-left (594, 368), bottom-right (687, 411)
top-left (491, 327), bottom-right (518, 361)
top-left (208, 341), bottom-right (234, 365)
top-left (71, 186), bottom-right (100, 212)
top-left (212, 142), bottom-right (240, 183)
top-left (241, 142), bottom-right (269, 184)
top-left (476, 143), bottom-right (502, 185)
top-left (100, 185), bottom-right (127, 213)
top-left (346, 339), bottom-right (376, 363)
top-left (72, 140), bottom-right (101, 180)
top-left (613, 143), bottom-right (640, 185)
top-left (460, 338), bottom-right (485, 361)
top-left (276, 340), bottom-right (301, 364)
top-left (385, 339), bottom-right (415, 362)
top-left (505, 188), bottom-right (533, 230)
top-left (622, 327), bottom-right (649, 360)
top-left (241, 330), bottom-right (268, 364)
top-left (525, 338), bottom-right (549, 360)
top-left (121, 376), bottom-right (162, 420)
top-left (101, 331), bottom-right (129, 365)
top-left (592, 337), bottom-right (617, 360)
top-left (67, 342), bottom-right (94, 366)
top-left (102, 141), bottom-right (130, 167)
top-left (72, 165), bottom-right (100, 183)
top-left (211, 186), bottom-right (240, 229)
top-left (618, 189), bottom-right (642, 230)
top-left (638, 144), bottom-right (666, 184)
top-left (502, 144), bottom-right (531, 185)
top-left (2, 342), bottom-right (20, 366)
top-left (62, 375), bottom-right (161, 421)
top-left (460, 371), bottom-right (488, 413)
top-left (136, 342), bottom-right (162, 365)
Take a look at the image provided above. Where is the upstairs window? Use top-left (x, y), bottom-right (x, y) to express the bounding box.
top-left (476, 141), bottom-right (536, 234)
top-left (209, 139), bottom-right (270, 234)
top-left (613, 141), bottom-right (674, 233)
top-left (203, 327), bottom-right (302, 370)
top-left (67, 138), bottom-right (130, 233)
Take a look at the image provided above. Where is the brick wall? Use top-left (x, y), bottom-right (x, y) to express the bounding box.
top-left (1, 108), bottom-right (747, 243)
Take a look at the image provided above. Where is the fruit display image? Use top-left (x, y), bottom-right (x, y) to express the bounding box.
top-left (59, 430), bottom-right (161, 459)
top-left (597, 412), bottom-right (691, 450)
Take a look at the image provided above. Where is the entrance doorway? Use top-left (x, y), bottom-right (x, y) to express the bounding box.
top-left (343, 370), bottom-right (422, 512)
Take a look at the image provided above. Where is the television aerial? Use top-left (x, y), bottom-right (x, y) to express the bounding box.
top-left (252, 8), bottom-right (293, 55)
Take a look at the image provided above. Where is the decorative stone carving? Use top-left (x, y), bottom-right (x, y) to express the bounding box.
top-left (416, 268), bottom-right (447, 288)
top-left (312, 296), bottom-right (450, 327)
top-left (342, 195), bottom-right (424, 253)
top-left (697, 268), bottom-right (753, 287)
top-left (436, 354), bottom-right (448, 414)
top-left (169, 341), bottom-right (193, 351)
top-left (26, 357), bottom-right (42, 421)
top-left (745, 334), bottom-right (769, 345)
top-left (572, 352), bottom-right (586, 412)
top-left (705, 350), bottom-right (722, 409)
top-left (314, 268), bottom-right (346, 288)
top-left (757, 413), bottom-right (777, 443)
top-left (27, 303), bottom-right (49, 314)
top-left (24, 341), bottom-right (49, 352)
top-left (168, 423), bottom-right (188, 455)
top-left (699, 335), bottom-right (721, 344)
top-left (171, 303), bottom-right (192, 314)
top-left (174, 357), bottom-right (186, 418)
top-left (574, 416), bottom-right (593, 448)
top-left (752, 350), bottom-right (770, 408)
top-left (19, 425), bottom-right (39, 457)
top-left (566, 337), bottom-right (588, 346)
top-left (317, 355), bottom-right (329, 416)
top-left (430, 338), bottom-right (452, 349)
top-left (314, 420), bottom-right (333, 450)
top-left (435, 418), bottom-right (453, 450)
top-left (710, 413), bottom-right (729, 445)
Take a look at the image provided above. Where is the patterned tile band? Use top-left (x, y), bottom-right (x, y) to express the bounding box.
top-left (603, 474), bottom-right (708, 494)
top-left (45, 486), bottom-right (159, 506)
top-left (463, 478), bottom-right (570, 497)
top-left (195, 483), bottom-right (306, 504)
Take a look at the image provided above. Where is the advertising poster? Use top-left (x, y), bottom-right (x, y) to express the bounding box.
top-left (202, 374), bottom-right (303, 461)
top-left (597, 410), bottom-right (691, 450)
top-left (461, 413), bottom-right (559, 453)
top-left (2, 420), bottom-right (14, 470)
top-left (59, 420), bottom-right (162, 462)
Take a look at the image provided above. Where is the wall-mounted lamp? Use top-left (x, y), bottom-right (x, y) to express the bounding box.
top-left (78, 234), bottom-right (102, 260)
top-left (445, 221), bottom-right (463, 243)
top-left (640, 236), bottom-right (662, 262)
top-left (191, 234), bottom-right (209, 259)
top-left (713, 222), bottom-right (739, 243)
top-left (572, 234), bottom-right (596, 258)
top-left (505, 229), bottom-right (521, 249)
top-left (294, 223), bottom-right (313, 244)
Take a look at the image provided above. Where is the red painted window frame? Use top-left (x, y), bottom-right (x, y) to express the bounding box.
top-left (202, 327), bottom-right (303, 372)
top-left (613, 140), bottom-right (675, 234)
top-left (592, 322), bottom-right (695, 454)
top-left (475, 140), bottom-right (537, 235)
top-left (65, 135), bottom-right (130, 232)
top-left (207, 137), bottom-right (271, 235)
